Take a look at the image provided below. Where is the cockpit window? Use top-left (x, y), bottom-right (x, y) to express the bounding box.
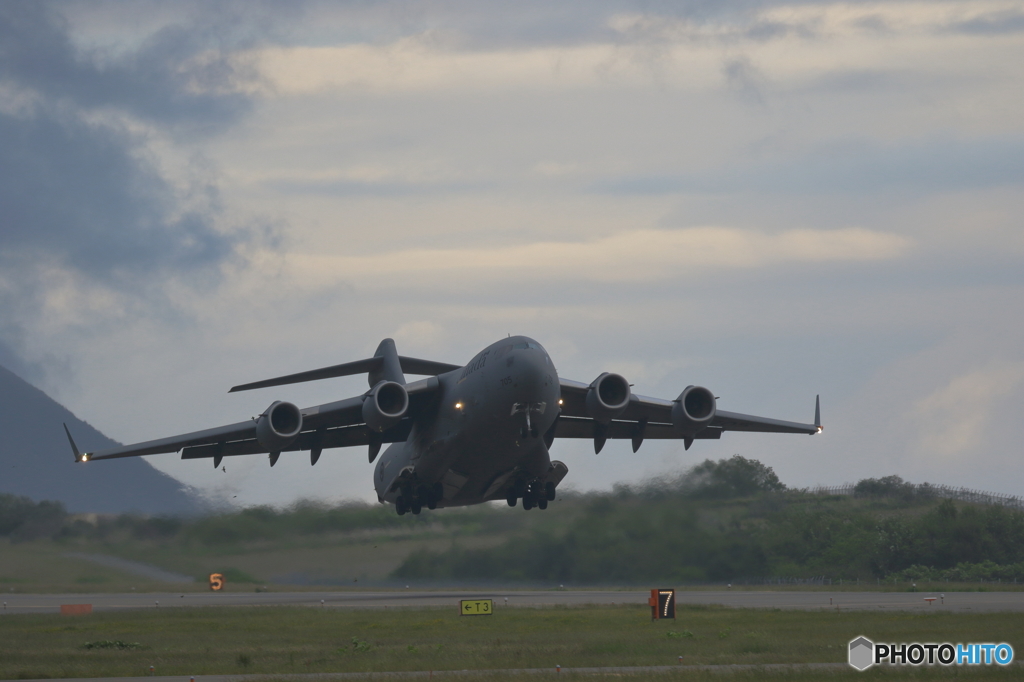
top-left (512, 341), bottom-right (539, 350)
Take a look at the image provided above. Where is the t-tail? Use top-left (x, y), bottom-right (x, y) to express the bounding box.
top-left (228, 338), bottom-right (460, 393)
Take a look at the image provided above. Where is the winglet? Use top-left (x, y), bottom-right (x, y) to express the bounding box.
top-left (63, 423), bottom-right (90, 462)
top-left (814, 395), bottom-right (822, 433)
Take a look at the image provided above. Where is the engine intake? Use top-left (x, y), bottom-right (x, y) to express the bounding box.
top-left (585, 372), bottom-right (631, 422)
top-left (362, 381), bottom-right (409, 432)
top-left (672, 385), bottom-right (716, 433)
top-left (256, 401), bottom-right (303, 451)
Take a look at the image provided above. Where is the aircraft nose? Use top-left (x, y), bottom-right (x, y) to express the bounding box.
top-left (507, 349), bottom-right (556, 403)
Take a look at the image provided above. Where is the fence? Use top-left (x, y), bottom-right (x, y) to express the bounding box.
top-left (809, 484), bottom-right (1024, 510)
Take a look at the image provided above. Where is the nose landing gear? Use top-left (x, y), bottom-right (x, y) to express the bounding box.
top-left (512, 402), bottom-right (546, 439)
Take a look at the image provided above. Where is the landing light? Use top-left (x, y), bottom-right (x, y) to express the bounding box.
top-left (81, 453), bottom-right (90, 462)
top-left (816, 426), bottom-right (823, 434)
top-left (455, 402), bottom-right (463, 409)
top-left (558, 399), bottom-right (563, 406)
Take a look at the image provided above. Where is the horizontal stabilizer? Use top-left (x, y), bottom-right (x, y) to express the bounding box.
top-left (230, 355), bottom-right (461, 392)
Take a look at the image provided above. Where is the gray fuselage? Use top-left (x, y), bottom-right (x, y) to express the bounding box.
top-left (373, 336), bottom-right (560, 507)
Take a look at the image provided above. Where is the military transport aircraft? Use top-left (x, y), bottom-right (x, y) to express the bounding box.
top-left (64, 337), bottom-right (821, 515)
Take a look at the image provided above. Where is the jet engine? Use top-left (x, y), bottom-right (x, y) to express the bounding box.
top-left (585, 372), bottom-right (631, 422)
top-left (671, 385), bottom-right (716, 433)
top-left (256, 401), bottom-right (303, 451)
top-left (362, 381), bottom-right (409, 432)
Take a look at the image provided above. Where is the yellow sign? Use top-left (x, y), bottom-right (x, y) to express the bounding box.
top-left (460, 599), bottom-right (493, 616)
top-left (209, 573), bottom-right (224, 591)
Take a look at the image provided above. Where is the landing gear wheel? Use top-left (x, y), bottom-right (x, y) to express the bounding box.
top-left (411, 500), bottom-right (422, 515)
top-left (545, 481), bottom-right (556, 501)
top-left (527, 481), bottom-right (541, 500)
top-left (538, 498), bottom-right (548, 510)
top-left (522, 496), bottom-right (534, 510)
top-left (506, 490), bottom-right (517, 507)
top-left (396, 497), bottom-right (407, 516)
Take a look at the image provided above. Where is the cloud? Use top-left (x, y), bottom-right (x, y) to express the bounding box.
top-left (0, 111), bottom-right (232, 277)
top-left (283, 226), bottom-right (910, 287)
top-left (592, 137), bottom-right (1024, 196)
top-left (722, 55), bottom-right (767, 105)
top-left (245, 39), bottom-right (722, 95)
top-left (0, 3), bottom-right (255, 129)
top-left (949, 8), bottom-right (1024, 34)
top-left (912, 361), bottom-right (1024, 457)
top-left (0, 2), bottom-right (263, 374)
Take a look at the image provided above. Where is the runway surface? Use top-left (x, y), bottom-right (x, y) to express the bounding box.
top-left (3, 589), bottom-right (1023, 614)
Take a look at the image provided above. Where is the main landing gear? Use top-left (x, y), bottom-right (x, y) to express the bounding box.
top-left (396, 481), bottom-right (443, 516)
top-left (506, 479), bottom-right (556, 511)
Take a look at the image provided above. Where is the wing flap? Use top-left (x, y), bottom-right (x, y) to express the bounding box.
top-left (554, 416), bottom-right (722, 440)
top-left (85, 420), bottom-right (259, 461)
top-left (181, 420), bottom-right (414, 459)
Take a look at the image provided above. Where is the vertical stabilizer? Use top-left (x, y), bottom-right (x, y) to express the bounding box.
top-left (368, 338), bottom-right (406, 386)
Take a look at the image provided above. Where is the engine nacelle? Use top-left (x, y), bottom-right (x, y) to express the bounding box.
top-left (671, 385), bottom-right (716, 433)
top-left (585, 372), bottom-right (631, 422)
top-left (362, 381), bottom-right (409, 432)
top-left (256, 401), bottom-right (303, 451)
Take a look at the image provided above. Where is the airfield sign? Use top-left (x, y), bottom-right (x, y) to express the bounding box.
top-left (649, 588), bottom-right (676, 620)
top-left (209, 573), bottom-right (224, 591)
top-left (460, 599), bottom-right (493, 616)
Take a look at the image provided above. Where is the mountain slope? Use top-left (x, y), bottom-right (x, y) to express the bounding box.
top-left (0, 364), bottom-right (197, 514)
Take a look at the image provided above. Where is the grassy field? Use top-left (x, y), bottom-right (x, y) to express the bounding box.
top-left (4, 534), bottom-right (1022, 594)
top-left (0, 603), bottom-right (1020, 679)
top-left (0, 529), bottom-right (475, 593)
top-left (0, 539), bottom-right (169, 594)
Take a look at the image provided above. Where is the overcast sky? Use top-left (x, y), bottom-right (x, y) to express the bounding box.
top-left (2, 0), bottom-right (1022, 507)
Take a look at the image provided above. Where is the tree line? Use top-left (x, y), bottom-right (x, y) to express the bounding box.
top-left (393, 459), bottom-right (1024, 584)
top-left (4, 456), bottom-right (1023, 584)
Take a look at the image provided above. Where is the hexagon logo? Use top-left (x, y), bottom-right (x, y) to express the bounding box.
top-left (849, 636), bottom-right (875, 670)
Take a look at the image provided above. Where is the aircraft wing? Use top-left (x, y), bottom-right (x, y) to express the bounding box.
top-left (555, 378), bottom-right (819, 450)
top-left (66, 377), bottom-right (440, 463)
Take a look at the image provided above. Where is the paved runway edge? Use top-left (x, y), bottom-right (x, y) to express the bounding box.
top-left (4, 590), bottom-right (1024, 614)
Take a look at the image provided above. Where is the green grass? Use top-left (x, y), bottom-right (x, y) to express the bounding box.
top-left (0, 604), bottom-right (1020, 679)
top-left (5, 535), bottom-right (1020, 595)
top-left (0, 539), bottom-right (168, 594)
top-left (0, 533), bottom-right (458, 593)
